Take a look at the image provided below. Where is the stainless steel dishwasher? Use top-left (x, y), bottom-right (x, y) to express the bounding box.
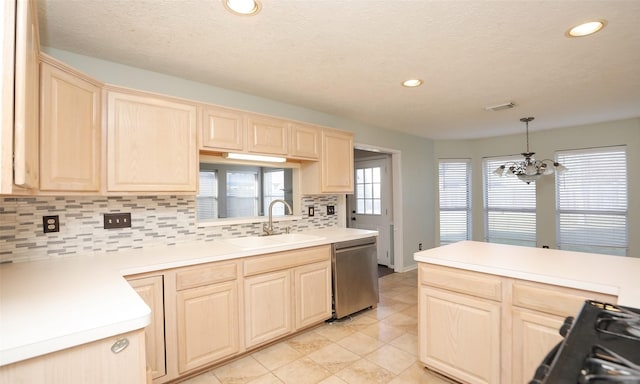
top-left (331, 236), bottom-right (379, 319)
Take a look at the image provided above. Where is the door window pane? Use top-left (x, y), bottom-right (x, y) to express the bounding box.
top-left (355, 166), bottom-right (382, 215)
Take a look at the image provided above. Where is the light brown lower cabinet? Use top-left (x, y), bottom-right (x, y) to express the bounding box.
top-left (128, 275), bottom-right (167, 380)
top-left (244, 269), bottom-right (293, 348)
top-left (419, 287), bottom-right (501, 384)
top-left (0, 330), bottom-right (147, 384)
top-left (418, 263), bottom-right (616, 384)
top-left (243, 246), bottom-right (332, 349)
top-left (176, 280), bottom-right (240, 373)
top-left (293, 260), bottom-right (332, 330)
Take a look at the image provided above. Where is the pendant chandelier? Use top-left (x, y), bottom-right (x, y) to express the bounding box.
top-left (493, 117), bottom-right (567, 184)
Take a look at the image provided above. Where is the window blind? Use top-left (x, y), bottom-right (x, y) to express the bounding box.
top-left (438, 160), bottom-right (471, 245)
top-left (197, 171), bottom-right (218, 221)
top-left (484, 156), bottom-right (536, 247)
top-left (556, 146), bottom-right (628, 256)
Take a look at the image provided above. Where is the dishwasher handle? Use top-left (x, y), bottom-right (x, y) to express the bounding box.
top-left (333, 237), bottom-right (377, 251)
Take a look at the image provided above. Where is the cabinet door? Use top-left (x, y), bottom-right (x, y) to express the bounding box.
top-left (244, 270), bottom-right (292, 348)
top-left (419, 286), bottom-right (501, 384)
top-left (322, 129), bottom-right (354, 193)
top-left (12, 0), bottom-right (39, 189)
top-left (107, 90), bottom-right (197, 192)
top-left (200, 105), bottom-right (244, 151)
top-left (176, 281), bottom-right (239, 373)
top-left (289, 123), bottom-right (320, 160)
top-left (128, 276), bottom-right (166, 380)
top-left (40, 61), bottom-right (101, 191)
top-left (0, 330), bottom-right (147, 384)
top-left (511, 309), bottom-right (563, 384)
top-left (294, 260), bottom-right (332, 329)
top-left (246, 115), bottom-right (288, 155)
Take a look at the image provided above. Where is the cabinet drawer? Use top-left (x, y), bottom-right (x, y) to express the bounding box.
top-left (512, 282), bottom-right (616, 317)
top-left (176, 261), bottom-right (238, 291)
top-left (244, 245), bottom-right (331, 277)
top-left (419, 264), bottom-right (502, 301)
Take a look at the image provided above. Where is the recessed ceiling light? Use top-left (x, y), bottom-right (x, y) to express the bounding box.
top-left (402, 79), bottom-right (423, 88)
top-left (223, 0), bottom-right (261, 16)
top-left (567, 20), bottom-right (606, 37)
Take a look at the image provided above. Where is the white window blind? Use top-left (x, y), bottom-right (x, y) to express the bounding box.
top-left (438, 160), bottom-right (472, 245)
top-left (197, 171), bottom-right (218, 221)
top-left (484, 156), bottom-right (536, 247)
top-left (556, 146), bottom-right (628, 256)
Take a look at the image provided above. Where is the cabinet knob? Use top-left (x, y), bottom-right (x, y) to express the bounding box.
top-left (111, 338), bottom-right (130, 354)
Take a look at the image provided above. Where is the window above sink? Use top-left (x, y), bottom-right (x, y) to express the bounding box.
top-left (197, 155), bottom-right (301, 226)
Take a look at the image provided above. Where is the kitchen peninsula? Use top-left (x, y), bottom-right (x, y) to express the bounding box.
top-left (0, 228), bottom-right (377, 383)
top-left (414, 241), bottom-right (640, 384)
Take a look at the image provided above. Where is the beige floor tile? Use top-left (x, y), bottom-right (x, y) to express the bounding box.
top-left (252, 342), bottom-right (303, 371)
top-left (248, 373), bottom-right (285, 384)
top-left (335, 358), bottom-right (396, 384)
top-left (389, 332), bottom-right (418, 357)
top-left (337, 331), bottom-right (385, 356)
top-left (381, 312), bottom-right (418, 334)
top-left (365, 344), bottom-right (416, 375)
top-left (307, 343), bottom-right (361, 373)
top-left (389, 362), bottom-right (454, 384)
top-left (359, 321), bottom-right (405, 343)
top-left (273, 357), bottom-right (332, 384)
top-left (344, 312), bottom-right (379, 332)
top-left (400, 305), bottom-right (418, 319)
top-left (365, 301), bottom-right (411, 320)
top-left (181, 370), bottom-right (222, 384)
top-left (213, 356), bottom-right (269, 384)
top-left (318, 376), bottom-right (348, 384)
top-left (313, 322), bottom-right (357, 342)
top-left (286, 331), bottom-right (333, 355)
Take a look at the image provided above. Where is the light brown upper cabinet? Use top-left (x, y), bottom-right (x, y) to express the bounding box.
top-left (1, 0), bottom-right (40, 193)
top-left (246, 114), bottom-right (289, 156)
top-left (199, 105), bottom-right (244, 152)
top-left (289, 123), bottom-right (320, 160)
top-left (40, 58), bottom-right (101, 192)
top-left (106, 89), bottom-right (197, 192)
top-left (301, 128), bottom-right (354, 194)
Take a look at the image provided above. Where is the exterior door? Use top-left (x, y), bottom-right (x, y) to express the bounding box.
top-left (347, 155), bottom-right (393, 266)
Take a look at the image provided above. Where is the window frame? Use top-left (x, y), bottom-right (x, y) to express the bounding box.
top-left (555, 145), bottom-right (628, 256)
top-left (438, 159), bottom-right (472, 246)
top-left (483, 155), bottom-right (537, 247)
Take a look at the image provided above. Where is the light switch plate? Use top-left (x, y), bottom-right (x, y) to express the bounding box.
top-left (104, 213), bottom-right (132, 229)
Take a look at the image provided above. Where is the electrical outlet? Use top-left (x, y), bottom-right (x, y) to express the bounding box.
top-left (418, 243), bottom-right (423, 251)
top-left (327, 205), bottom-right (335, 215)
top-left (104, 213), bottom-right (132, 229)
top-left (308, 206), bottom-right (315, 217)
top-left (43, 215), bottom-right (60, 233)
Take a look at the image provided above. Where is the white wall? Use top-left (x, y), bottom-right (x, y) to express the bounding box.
top-left (434, 118), bottom-right (640, 257)
top-left (43, 47), bottom-right (435, 271)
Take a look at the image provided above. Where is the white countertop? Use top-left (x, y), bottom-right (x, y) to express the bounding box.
top-left (0, 228), bottom-right (377, 366)
top-left (414, 241), bottom-right (640, 308)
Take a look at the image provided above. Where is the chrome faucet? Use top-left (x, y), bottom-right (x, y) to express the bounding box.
top-left (263, 199), bottom-right (293, 236)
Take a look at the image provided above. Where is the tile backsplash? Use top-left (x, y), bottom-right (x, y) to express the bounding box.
top-left (0, 195), bottom-right (338, 263)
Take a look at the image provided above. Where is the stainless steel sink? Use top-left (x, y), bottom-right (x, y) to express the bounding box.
top-left (224, 233), bottom-right (325, 250)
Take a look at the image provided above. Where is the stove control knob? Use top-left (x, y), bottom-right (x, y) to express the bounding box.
top-left (559, 316), bottom-right (574, 337)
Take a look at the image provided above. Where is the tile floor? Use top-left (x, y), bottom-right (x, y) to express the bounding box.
top-left (181, 269), bottom-right (456, 384)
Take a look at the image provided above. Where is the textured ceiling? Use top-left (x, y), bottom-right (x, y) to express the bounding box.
top-left (37, 0), bottom-right (640, 139)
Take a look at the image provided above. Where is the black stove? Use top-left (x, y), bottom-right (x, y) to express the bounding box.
top-left (531, 300), bottom-right (640, 384)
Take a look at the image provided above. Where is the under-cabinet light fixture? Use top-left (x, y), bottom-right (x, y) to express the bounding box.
top-left (224, 153), bottom-right (286, 163)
